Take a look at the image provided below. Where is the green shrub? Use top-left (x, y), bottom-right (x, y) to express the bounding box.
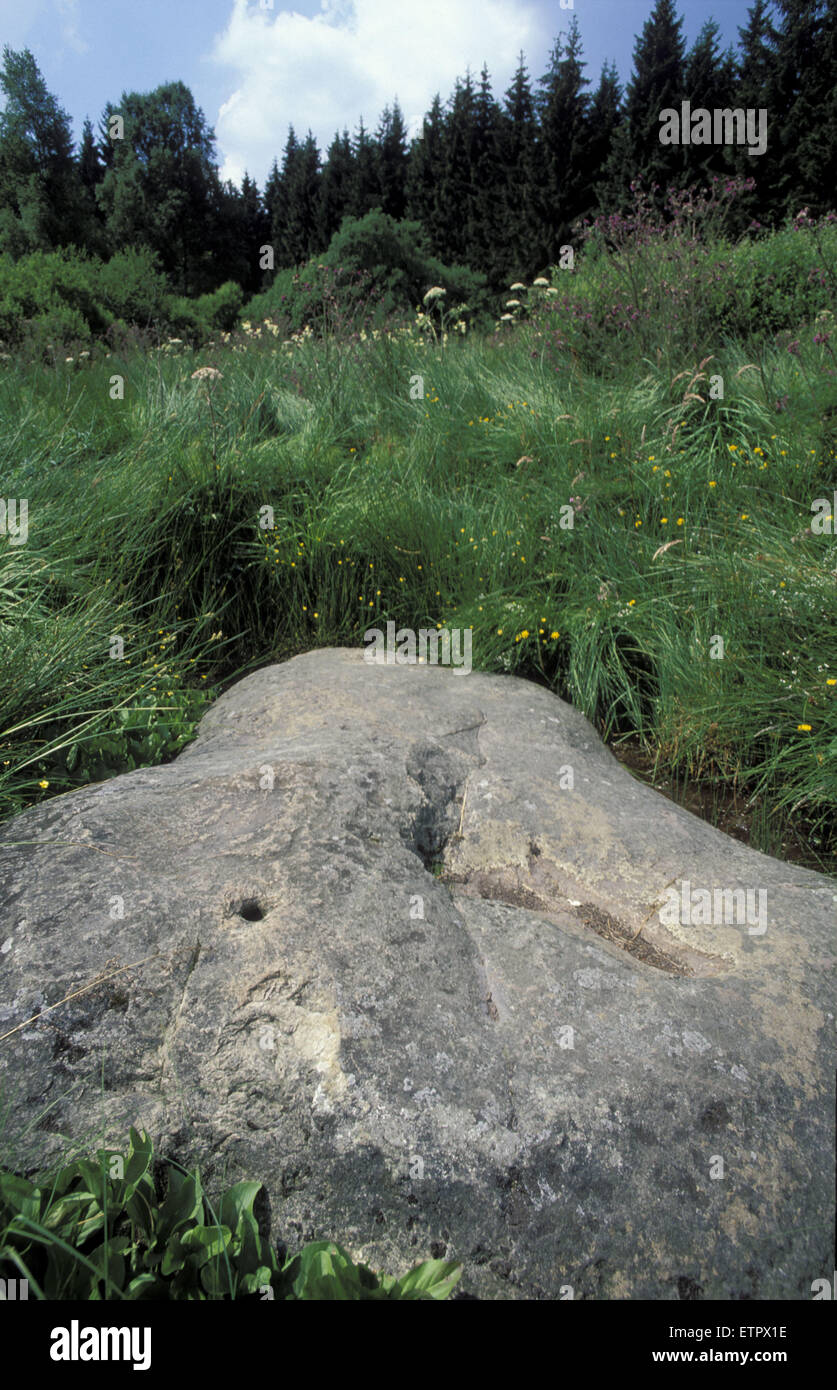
top-left (0, 247), bottom-right (171, 350)
top-left (0, 1128), bottom-right (463, 1300)
top-left (159, 284), bottom-right (244, 344)
top-left (553, 194), bottom-right (837, 368)
top-left (194, 280), bottom-right (244, 333)
top-left (244, 260), bottom-right (373, 336)
top-left (162, 293), bottom-right (207, 343)
top-left (721, 221), bottom-right (837, 336)
top-left (0, 248), bottom-right (245, 351)
top-left (95, 247), bottom-right (171, 328)
top-left (0, 248), bottom-right (106, 349)
top-left (325, 208), bottom-right (488, 318)
top-left (17, 299), bottom-right (92, 353)
top-left (245, 209), bottom-right (490, 332)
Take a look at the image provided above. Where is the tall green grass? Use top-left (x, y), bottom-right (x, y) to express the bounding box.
top-left (1, 237), bottom-right (835, 868)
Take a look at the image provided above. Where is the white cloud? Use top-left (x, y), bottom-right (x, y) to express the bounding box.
top-left (210, 0), bottom-right (539, 186)
top-left (57, 0), bottom-right (89, 56)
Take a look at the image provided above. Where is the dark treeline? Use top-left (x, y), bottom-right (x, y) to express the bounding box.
top-left (0, 0), bottom-right (834, 298)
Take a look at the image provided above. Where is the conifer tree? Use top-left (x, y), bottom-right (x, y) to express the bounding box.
top-left (270, 128), bottom-right (322, 267)
top-left (469, 65), bottom-right (507, 281)
top-left (588, 62), bottom-right (623, 213)
top-left (209, 177), bottom-right (249, 289)
top-left (737, 0), bottom-right (777, 110)
top-left (295, 131), bottom-right (322, 257)
top-left (376, 100), bottom-right (409, 220)
top-left (259, 158), bottom-right (282, 281)
top-left (78, 117), bottom-right (103, 192)
top-left (683, 19), bottom-right (738, 183)
top-left (350, 118), bottom-right (381, 218)
top-left (263, 157), bottom-right (281, 224)
top-left (0, 45), bottom-right (87, 255)
top-left (768, 0), bottom-right (836, 216)
top-left (499, 53), bottom-right (540, 280)
top-left (536, 17), bottom-right (591, 263)
top-left (76, 115), bottom-right (107, 255)
top-left (238, 171), bottom-right (270, 293)
top-left (318, 130), bottom-right (354, 243)
top-left (722, 0), bottom-right (777, 223)
top-left (269, 128), bottom-right (298, 268)
top-left (405, 93), bottom-right (446, 250)
top-left (438, 72), bottom-right (479, 262)
top-left (599, 0), bottom-right (688, 207)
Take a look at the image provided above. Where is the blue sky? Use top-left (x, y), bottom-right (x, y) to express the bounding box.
top-left (0, 0), bottom-right (758, 186)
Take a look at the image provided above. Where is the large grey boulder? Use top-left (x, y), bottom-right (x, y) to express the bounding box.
top-left (0, 647), bottom-right (833, 1299)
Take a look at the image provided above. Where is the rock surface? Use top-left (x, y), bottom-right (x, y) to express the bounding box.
top-left (0, 647), bottom-right (834, 1299)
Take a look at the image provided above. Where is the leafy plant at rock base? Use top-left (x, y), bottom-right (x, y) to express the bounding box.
top-left (0, 1127), bottom-right (463, 1300)
top-left (59, 688), bottom-right (213, 785)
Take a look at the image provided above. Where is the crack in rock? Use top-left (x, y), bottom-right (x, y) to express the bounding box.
top-left (158, 940), bottom-right (202, 1085)
top-left (442, 865), bottom-right (730, 976)
top-left (402, 742), bottom-right (465, 870)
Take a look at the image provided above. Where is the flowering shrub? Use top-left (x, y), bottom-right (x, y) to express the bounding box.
top-left (520, 180), bottom-right (837, 372)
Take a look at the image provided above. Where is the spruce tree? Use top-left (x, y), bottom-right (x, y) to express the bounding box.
top-left (737, 0), bottom-right (776, 111)
top-left (318, 130), bottom-right (354, 244)
top-left (768, 0), bottom-right (836, 216)
top-left (270, 129), bottom-right (298, 268)
top-left (588, 62), bottom-right (623, 214)
top-left (263, 158), bottom-right (281, 224)
top-left (683, 19), bottom-right (739, 184)
top-left (209, 178), bottom-right (250, 290)
top-left (536, 16), bottom-right (591, 264)
top-left (499, 53), bottom-right (540, 280)
top-left (729, 0), bottom-right (779, 222)
top-left (350, 118), bottom-right (381, 218)
top-left (294, 131), bottom-right (322, 258)
top-left (467, 66), bottom-right (506, 280)
top-left (270, 128), bottom-right (323, 267)
top-left (0, 45), bottom-right (87, 255)
top-left (239, 171), bottom-right (270, 293)
top-left (376, 100), bottom-right (409, 220)
top-left (78, 117), bottom-right (103, 192)
top-left (76, 115), bottom-right (107, 255)
top-left (405, 93), bottom-right (446, 251)
top-left (599, 0), bottom-right (688, 208)
top-left (438, 72), bottom-right (479, 262)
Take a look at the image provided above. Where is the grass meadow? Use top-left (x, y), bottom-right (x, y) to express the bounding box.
top-left (1, 222), bottom-right (836, 874)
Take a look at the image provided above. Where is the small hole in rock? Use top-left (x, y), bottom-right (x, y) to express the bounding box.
top-left (239, 900), bottom-right (265, 922)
